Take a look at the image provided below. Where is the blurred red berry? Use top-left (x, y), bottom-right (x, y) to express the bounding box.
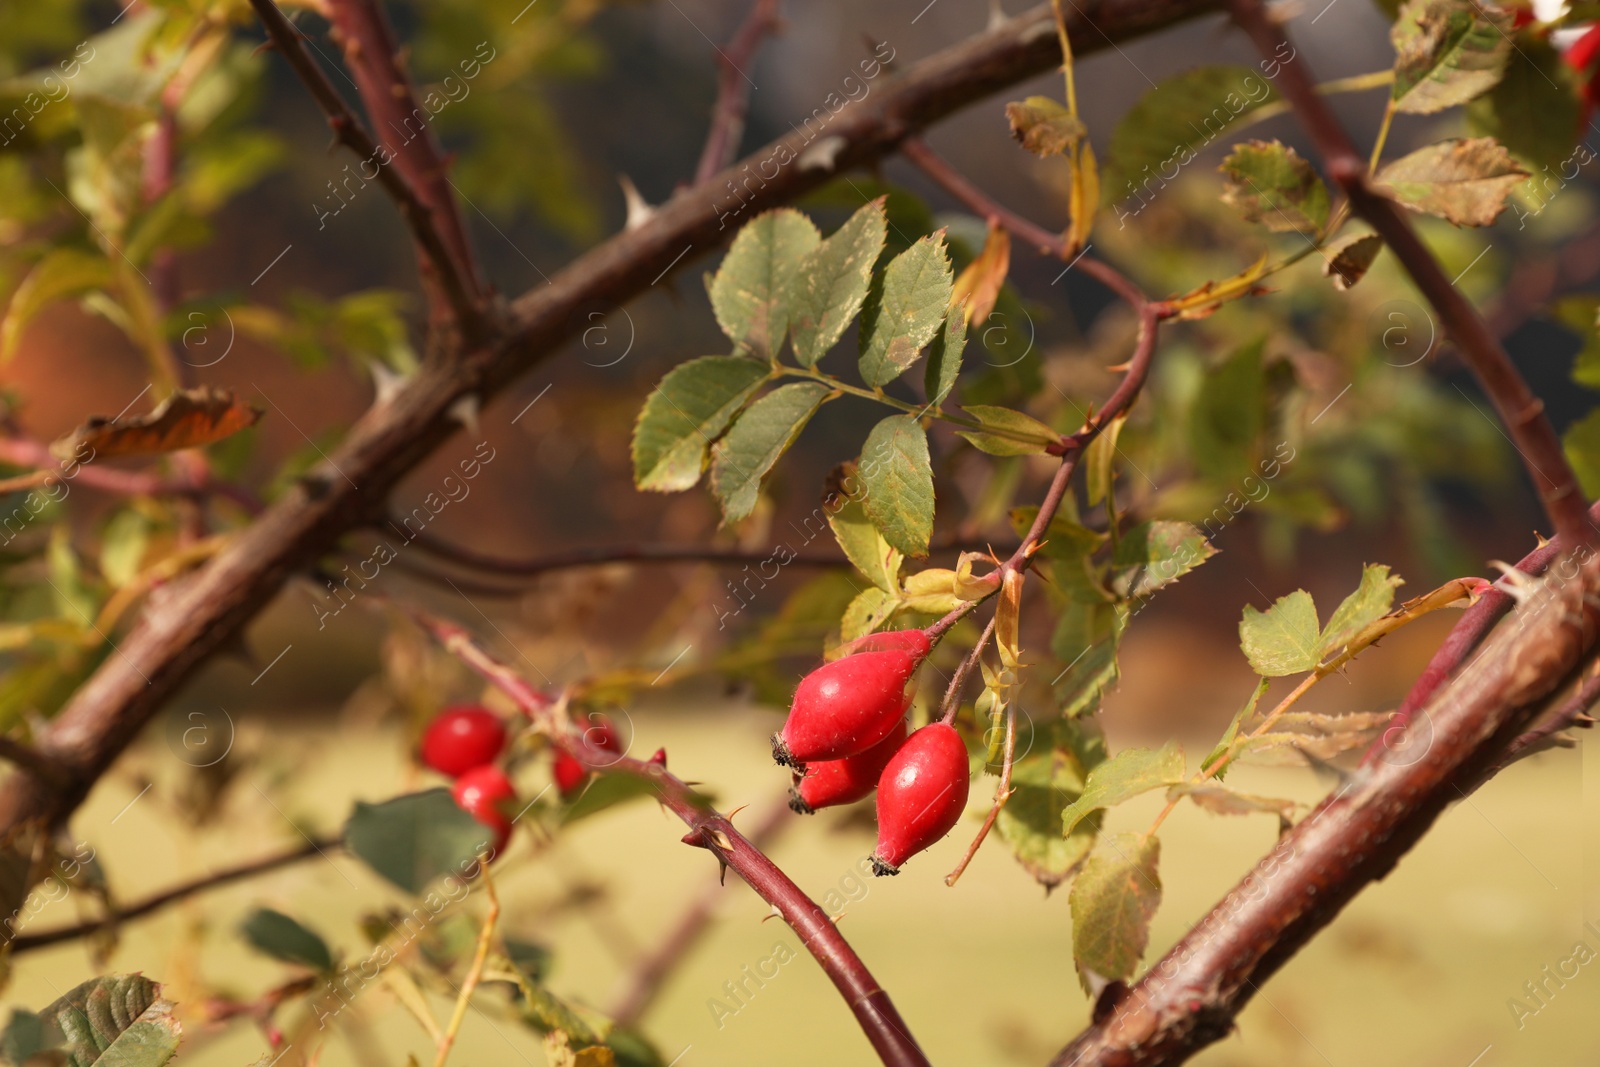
top-left (451, 764), bottom-right (517, 854)
top-left (420, 705), bottom-right (507, 777)
top-left (553, 714), bottom-right (623, 797)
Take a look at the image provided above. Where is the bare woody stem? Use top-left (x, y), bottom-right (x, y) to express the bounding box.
top-left (9, 837), bottom-right (337, 954)
top-left (695, 0), bottom-right (783, 185)
top-left (416, 610), bottom-right (932, 1067)
top-left (248, 0), bottom-right (488, 340)
top-left (1224, 0), bottom-right (1591, 550)
top-left (608, 795), bottom-right (793, 1026)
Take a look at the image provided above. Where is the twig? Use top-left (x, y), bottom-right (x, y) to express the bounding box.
top-left (0, 0), bottom-right (1224, 891)
top-left (247, 0), bottom-right (487, 339)
top-left (936, 612), bottom-right (999, 726)
top-left (10, 837), bottom-right (338, 953)
top-left (1224, 0), bottom-right (1590, 551)
top-left (694, 0), bottom-right (783, 185)
top-left (413, 608), bottom-right (930, 1067)
top-left (434, 861), bottom-right (498, 1067)
top-left (0, 738), bottom-right (71, 790)
top-left (1481, 666), bottom-right (1600, 781)
top-left (944, 703), bottom-right (1015, 886)
top-left (608, 795), bottom-right (792, 1026)
top-left (0, 437), bottom-right (263, 514)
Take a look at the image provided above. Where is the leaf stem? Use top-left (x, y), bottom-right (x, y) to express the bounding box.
top-left (434, 862), bottom-right (499, 1067)
top-left (944, 703), bottom-right (1016, 886)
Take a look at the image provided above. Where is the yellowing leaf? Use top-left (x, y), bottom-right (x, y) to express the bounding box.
top-left (1239, 590), bottom-right (1320, 677)
top-left (1322, 232), bottom-right (1384, 290)
top-left (1219, 140), bottom-right (1330, 235)
top-left (51, 386), bottom-right (262, 461)
top-left (1005, 96), bottom-right (1085, 157)
top-left (1375, 138), bottom-right (1528, 227)
top-left (1391, 0), bottom-right (1512, 115)
top-left (1060, 740), bottom-right (1185, 836)
top-left (949, 223), bottom-right (1010, 328)
top-left (1069, 832), bottom-right (1161, 989)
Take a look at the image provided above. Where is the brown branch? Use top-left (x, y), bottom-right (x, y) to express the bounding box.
top-left (247, 0), bottom-right (488, 340)
top-left (0, 738), bottom-right (71, 790)
top-left (414, 609), bottom-right (929, 1067)
top-left (608, 795), bottom-right (792, 1027)
top-left (0, 0), bottom-right (1224, 886)
top-left (9, 836), bottom-right (336, 954)
top-left (1223, 0), bottom-right (1589, 551)
top-left (695, 0), bottom-right (784, 185)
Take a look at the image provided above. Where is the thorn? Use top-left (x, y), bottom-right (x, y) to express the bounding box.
top-left (726, 803), bottom-right (749, 821)
top-left (369, 361), bottom-right (407, 407)
top-left (619, 175), bottom-right (656, 232)
top-left (709, 829), bottom-right (732, 851)
top-left (1105, 360), bottom-right (1132, 373)
top-left (798, 135), bottom-right (848, 173)
top-left (760, 905), bottom-right (783, 923)
top-left (448, 393), bottom-right (480, 434)
top-left (650, 748), bottom-right (668, 767)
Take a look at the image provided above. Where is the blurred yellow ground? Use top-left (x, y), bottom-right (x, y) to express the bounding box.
top-left (4, 699), bottom-right (1597, 1067)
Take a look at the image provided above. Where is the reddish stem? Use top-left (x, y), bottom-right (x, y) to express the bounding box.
top-left (694, 0), bottom-right (783, 185)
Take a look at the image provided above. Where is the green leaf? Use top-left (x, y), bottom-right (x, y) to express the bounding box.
top-left (1005, 96), bottom-right (1086, 157)
top-left (859, 415), bottom-right (935, 557)
top-left (923, 302), bottom-right (966, 407)
top-left (1322, 232), bottom-right (1384, 290)
top-left (239, 908), bottom-right (334, 973)
top-left (1466, 32), bottom-right (1580, 174)
top-left (1085, 416), bottom-right (1124, 508)
top-left (841, 586), bottom-right (898, 642)
top-left (1219, 140), bottom-right (1330, 235)
top-left (1, 249), bottom-right (113, 361)
top-left (709, 382), bottom-right (831, 523)
top-left (1051, 598), bottom-right (1125, 719)
top-left (826, 467), bottom-right (902, 591)
top-left (560, 773), bottom-right (671, 825)
top-left (1375, 138), bottom-right (1527, 227)
top-left (859, 231), bottom-right (953, 387)
top-left (1390, 0), bottom-right (1512, 115)
top-left (98, 508), bottom-right (150, 588)
top-left (1563, 409), bottom-right (1600, 499)
top-left (1554, 295), bottom-right (1600, 389)
top-left (0, 1010), bottom-right (44, 1065)
top-left (955, 404), bottom-right (1060, 457)
top-left (1239, 589), bottom-right (1321, 677)
top-left (1060, 740), bottom-right (1185, 836)
top-left (786, 199), bottom-right (887, 366)
top-left (1105, 66), bottom-right (1280, 198)
top-left (1201, 677), bottom-right (1270, 778)
top-left (1319, 564), bottom-right (1404, 656)
top-left (36, 975), bottom-right (181, 1067)
top-left (631, 356), bottom-right (769, 492)
top-left (709, 208), bottom-right (820, 360)
top-left (996, 719), bottom-right (1106, 889)
top-left (1190, 340), bottom-right (1264, 482)
top-left (344, 788), bottom-right (495, 895)
top-left (1109, 521), bottom-right (1218, 599)
top-left (1069, 833), bottom-right (1162, 988)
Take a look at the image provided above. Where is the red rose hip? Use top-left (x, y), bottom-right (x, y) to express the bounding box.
top-left (774, 646), bottom-right (923, 766)
top-left (451, 764), bottom-right (517, 855)
top-left (789, 717), bottom-right (907, 814)
top-left (420, 705), bottom-right (507, 777)
top-left (836, 629), bottom-right (933, 659)
top-left (871, 722), bottom-right (970, 876)
top-left (553, 715), bottom-right (623, 798)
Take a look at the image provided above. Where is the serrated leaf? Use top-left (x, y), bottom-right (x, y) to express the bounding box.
top-left (840, 586), bottom-right (897, 642)
top-left (955, 404), bottom-right (1059, 456)
top-left (344, 789), bottom-right (495, 895)
top-left (1319, 564), bottom-right (1404, 657)
top-left (997, 719), bottom-right (1106, 888)
top-left (1051, 598), bottom-right (1125, 718)
top-left (1069, 833), bottom-right (1161, 988)
top-left (1375, 138), bottom-right (1527, 227)
top-left (1085, 416), bottom-right (1124, 507)
top-left (786, 199), bottom-right (887, 366)
top-left (1219, 140), bottom-right (1330, 235)
top-left (826, 465), bottom-right (902, 591)
top-left (1390, 0), bottom-right (1512, 115)
top-left (859, 232), bottom-right (953, 387)
top-left (631, 356), bottom-right (769, 492)
top-left (1466, 31), bottom-right (1580, 174)
top-left (859, 415), bottom-right (934, 557)
top-left (1005, 96), bottom-right (1086, 157)
top-left (1110, 521), bottom-right (1218, 599)
top-left (37, 975), bottom-right (181, 1067)
top-left (1239, 589), bottom-right (1321, 677)
top-left (240, 908), bottom-right (334, 973)
top-left (1322, 232), bottom-right (1384, 290)
top-left (1201, 677), bottom-right (1270, 778)
top-left (709, 208), bottom-right (820, 359)
top-left (1060, 740), bottom-right (1185, 836)
top-left (923, 302), bottom-right (966, 407)
top-left (709, 382), bottom-right (831, 522)
top-left (1105, 67), bottom-right (1280, 197)
top-left (2, 249), bottom-right (114, 362)
top-left (1166, 782), bottom-right (1295, 821)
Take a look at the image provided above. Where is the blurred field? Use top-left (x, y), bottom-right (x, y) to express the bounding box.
top-left (5, 682), bottom-right (1596, 1067)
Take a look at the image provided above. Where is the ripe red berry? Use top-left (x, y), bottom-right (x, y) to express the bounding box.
top-left (871, 723), bottom-right (970, 876)
top-left (420, 705), bottom-right (507, 777)
top-left (553, 715), bottom-right (623, 798)
top-left (774, 648), bottom-right (923, 766)
top-left (451, 764), bottom-right (517, 855)
top-left (790, 718), bottom-right (907, 814)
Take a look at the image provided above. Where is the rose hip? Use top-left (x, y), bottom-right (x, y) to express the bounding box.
top-left (773, 641), bottom-right (925, 766)
top-left (789, 717), bottom-right (907, 814)
top-left (451, 764), bottom-right (517, 855)
top-left (871, 722), bottom-right (970, 876)
top-left (420, 705), bottom-right (507, 778)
